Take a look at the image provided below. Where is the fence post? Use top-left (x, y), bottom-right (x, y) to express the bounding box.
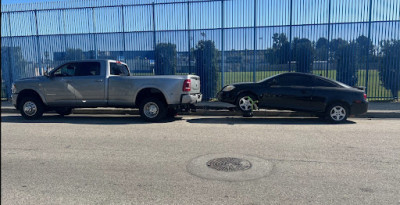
top-left (34, 10), bottom-right (42, 75)
top-left (121, 5), bottom-right (126, 56)
top-left (365, 0), bottom-right (373, 95)
top-left (221, 0), bottom-right (225, 87)
top-left (326, 0), bottom-right (331, 77)
top-left (288, 0), bottom-right (293, 72)
top-left (92, 8), bottom-right (98, 59)
top-left (187, 1), bottom-right (191, 74)
top-left (6, 12), bottom-right (14, 98)
top-left (253, 0), bottom-right (257, 82)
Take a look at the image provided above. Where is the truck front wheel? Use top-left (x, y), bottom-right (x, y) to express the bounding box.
top-left (139, 97), bottom-right (167, 122)
top-left (19, 96), bottom-right (45, 120)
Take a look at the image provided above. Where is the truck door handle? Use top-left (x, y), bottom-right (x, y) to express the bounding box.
top-left (95, 79), bottom-right (103, 82)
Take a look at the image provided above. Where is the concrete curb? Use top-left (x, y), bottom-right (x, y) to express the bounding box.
top-left (2, 106), bottom-right (399, 118)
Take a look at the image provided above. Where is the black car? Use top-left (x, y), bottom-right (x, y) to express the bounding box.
top-left (217, 72), bottom-right (368, 123)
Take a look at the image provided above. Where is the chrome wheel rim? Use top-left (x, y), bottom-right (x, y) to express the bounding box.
top-left (23, 101), bottom-right (37, 116)
top-left (144, 102), bottom-right (159, 118)
top-left (239, 96), bottom-right (253, 111)
top-left (330, 106), bottom-right (346, 121)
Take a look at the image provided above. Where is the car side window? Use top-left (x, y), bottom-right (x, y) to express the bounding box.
top-left (313, 77), bottom-right (338, 87)
top-left (110, 63), bottom-right (129, 76)
top-left (53, 62), bottom-right (100, 77)
top-left (277, 75), bottom-right (313, 87)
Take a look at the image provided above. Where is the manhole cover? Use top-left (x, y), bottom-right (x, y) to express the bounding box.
top-left (187, 154), bottom-right (273, 181)
top-left (206, 157), bottom-right (252, 172)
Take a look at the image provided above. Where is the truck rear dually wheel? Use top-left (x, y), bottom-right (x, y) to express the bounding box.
top-left (139, 97), bottom-right (167, 122)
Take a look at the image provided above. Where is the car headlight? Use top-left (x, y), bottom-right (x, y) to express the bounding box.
top-left (11, 83), bottom-right (16, 94)
top-left (222, 85), bottom-right (235, 92)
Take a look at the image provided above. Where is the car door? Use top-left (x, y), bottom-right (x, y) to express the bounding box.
top-left (260, 74), bottom-right (314, 111)
top-left (67, 62), bottom-right (107, 107)
top-left (310, 77), bottom-right (340, 112)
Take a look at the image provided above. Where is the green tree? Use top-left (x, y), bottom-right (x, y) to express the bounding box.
top-left (379, 40), bottom-right (400, 99)
top-left (355, 35), bottom-right (374, 69)
top-left (329, 38), bottom-right (358, 86)
top-left (315, 37), bottom-right (329, 61)
top-left (292, 38), bottom-right (314, 73)
top-left (154, 43), bottom-right (177, 75)
top-left (265, 33), bottom-right (290, 65)
top-left (65, 48), bottom-right (85, 60)
top-left (335, 42), bottom-right (358, 86)
top-left (194, 40), bottom-right (219, 100)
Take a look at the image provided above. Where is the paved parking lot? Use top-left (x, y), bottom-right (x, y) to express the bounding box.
top-left (1, 113), bottom-right (400, 205)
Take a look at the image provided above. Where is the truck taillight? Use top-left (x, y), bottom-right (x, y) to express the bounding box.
top-left (183, 79), bottom-right (191, 92)
top-left (364, 93), bottom-right (367, 100)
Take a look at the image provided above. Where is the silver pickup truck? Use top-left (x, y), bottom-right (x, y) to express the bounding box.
top-left (12, 59), bottom-right (202, 121)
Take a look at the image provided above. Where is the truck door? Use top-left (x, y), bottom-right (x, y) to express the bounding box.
top-left (43, 63), bottom-right (77, 106)
top-left (66, 62), bottom-right (106, 106)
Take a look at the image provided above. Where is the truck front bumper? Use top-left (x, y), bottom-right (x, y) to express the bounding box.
top-left (181, 93), bottom-right (202, 104)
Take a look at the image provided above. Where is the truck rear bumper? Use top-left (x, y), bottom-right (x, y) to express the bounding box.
top-left (181, 93), bottom-right (202, 104)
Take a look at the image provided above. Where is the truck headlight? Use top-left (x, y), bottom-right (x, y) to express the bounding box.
top-left (222, 85), bottom-right (235, 92)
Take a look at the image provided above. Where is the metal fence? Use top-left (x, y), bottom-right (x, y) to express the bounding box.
top-left (1, 0), bottom-right (399, 100)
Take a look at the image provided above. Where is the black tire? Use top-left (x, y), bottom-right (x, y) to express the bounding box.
top-left (167, 108), bottom-right (178, 118)
top-left (139, 97), bottom-right (167, 122)
top-left (18, 96), bottom-right (45, 120)
top-left (325, 103), bottom-right (349, 123)
top-left (236, 93), bottom-right (257, 117)
top-left (55, 107), bottom-right (72, 116)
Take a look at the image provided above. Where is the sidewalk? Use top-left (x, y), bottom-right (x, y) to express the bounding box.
top-left (2, 100), bottom-right (400, 118)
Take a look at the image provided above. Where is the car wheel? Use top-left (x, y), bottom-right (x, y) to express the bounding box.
top-left (139, 97), bottom-right (167, 122)
top-left (326, 103), bottom-right (349, 123)
top-left (19, 96), bottom-right (45, 120)
top-left (236, 93), bottom-right (256, 117)
top-left (55, 107), bottom-right (72, 116)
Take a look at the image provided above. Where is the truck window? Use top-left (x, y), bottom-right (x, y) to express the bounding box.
top-left (53, 62), bottom-right (100, 77)
top-left (110, 63), bottom-right (129, 76)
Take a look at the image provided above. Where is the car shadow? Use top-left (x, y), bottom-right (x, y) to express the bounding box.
top-left (1, 114), bottom-right (183, 125)
top-left (186, 117), bottom-right (356, 125)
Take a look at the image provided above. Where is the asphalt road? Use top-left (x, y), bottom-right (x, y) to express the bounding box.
top-left (1, 113), bottom-right (400, 205)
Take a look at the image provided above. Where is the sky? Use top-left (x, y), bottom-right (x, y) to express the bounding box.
top-left (1, 0), bottom-right (64, 4)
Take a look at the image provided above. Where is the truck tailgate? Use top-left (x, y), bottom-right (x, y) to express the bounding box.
top-left (190, 76), bottom-right (200, 93)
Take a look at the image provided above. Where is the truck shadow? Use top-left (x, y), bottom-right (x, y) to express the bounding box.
top-left (186, 117), bottom-right (356, 125)
top-left (1, 114), bottom-right (182, 125)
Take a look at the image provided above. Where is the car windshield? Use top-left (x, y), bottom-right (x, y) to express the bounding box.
top-left (257, 74), bottom-right (280, 83)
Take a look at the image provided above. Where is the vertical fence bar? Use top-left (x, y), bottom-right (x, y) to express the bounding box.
top-left (121, 5), bottom-right (126, 60)
top-left (34, 10), bottom-right (42, 75)
top-left (6, 12), bottom-right (14, 98)
top-left (288, 0), bottom-right (293, 72)
top-left (221, 0), bottom-right (225, 87)
top-left (365, 0), bottom-right (373, 95)
top-left (326, 0), bottom-right (331, 77)
top-left (92, 8), bottom-right (98, 59)
top-left (253, 0), bottom-right (257, 82)
top-left (152, 2), bottom-right (156, 75)
top-left (187, 1), bottom-right (191, 74)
